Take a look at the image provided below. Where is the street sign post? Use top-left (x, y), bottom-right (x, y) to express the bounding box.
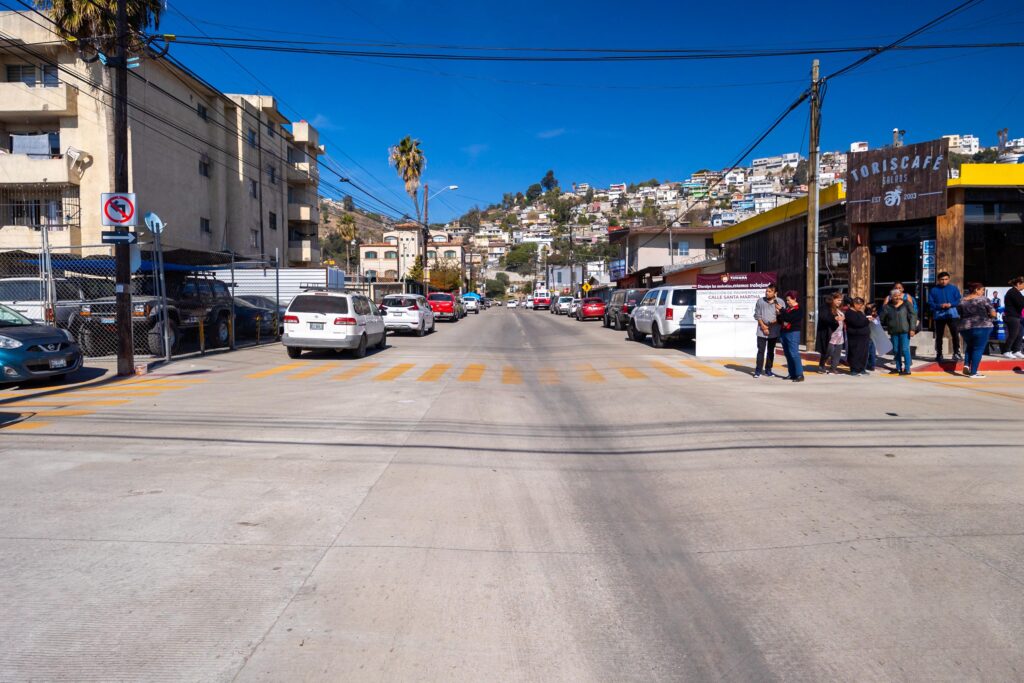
top-left (101, 230), bottom-right (137, 244)
top-left (144, 212), bottom-right (171, 362)
top-left (582, 282), bottom-right (592, 294)
top-left (101, 192), bottom-right (137, 227)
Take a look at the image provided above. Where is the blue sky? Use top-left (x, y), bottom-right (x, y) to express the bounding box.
top-left (161, 0), bottom-right (1024, 221)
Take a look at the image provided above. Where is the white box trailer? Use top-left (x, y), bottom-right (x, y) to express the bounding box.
top-left (229, 266), bottom-right (345, 307)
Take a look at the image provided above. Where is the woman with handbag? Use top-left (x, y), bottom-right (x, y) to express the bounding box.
top-left (958, 282), bottom-right (997, 378)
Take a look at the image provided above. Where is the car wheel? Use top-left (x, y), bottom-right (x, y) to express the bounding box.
top-left (430, 320), bottom-right (436, 333)
top-left (651, 325), bottom-right (665, 349)
top-left (286, 346), bottom-right (302, 359)
top-left (376, 332), bottom-right (387, 350)
top-left (615, 315), bottom-right (624, 331)
top-left (629, 322), bottom-right (646, 342)
top-left (352, 334), bottom-right (368, 358)
top-left (210, 315), bottom-right (230, 348)
top-left (147, 320), bottom-right (179, 356)
top-left (415, 322), bottom-right (425, 337)
top-left (602, 315), bottom-right (609, 328)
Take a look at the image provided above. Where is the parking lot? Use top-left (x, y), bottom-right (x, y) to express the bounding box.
top-left (3, 305), bottom-right (1024, 680)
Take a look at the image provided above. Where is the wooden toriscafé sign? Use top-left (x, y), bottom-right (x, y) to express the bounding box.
top-left (846, 138), bottom-right (949, 223)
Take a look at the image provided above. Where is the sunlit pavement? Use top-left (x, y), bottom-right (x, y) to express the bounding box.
top-left (3, 308), bottom-right (1024, 680)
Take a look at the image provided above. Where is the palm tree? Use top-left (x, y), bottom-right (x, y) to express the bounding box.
top-left (37, 0), bottom-right (163, 54)
top-left (388, 136), bottom-right (426, 222)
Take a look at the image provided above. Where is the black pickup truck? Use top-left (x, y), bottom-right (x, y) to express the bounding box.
top-left (71, 274), bottom-right (234, 356)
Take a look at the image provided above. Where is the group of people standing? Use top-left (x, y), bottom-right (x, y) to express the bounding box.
top-left (750, 273), bottom-right (1024, 381)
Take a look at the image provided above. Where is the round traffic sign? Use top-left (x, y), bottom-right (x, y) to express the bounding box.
top-left (103, 194), bottom-right (135, 225)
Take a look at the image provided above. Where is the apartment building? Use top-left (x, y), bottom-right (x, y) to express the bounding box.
top-left (0, 11), bottom-right (322, 264)
top-left (942, 133), bottom-right (980, 156)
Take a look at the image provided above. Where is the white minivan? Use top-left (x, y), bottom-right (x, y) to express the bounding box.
top-left (282, 290), bottom-right (386, 358)
top-left (628, 285), bottom-right (697, 347)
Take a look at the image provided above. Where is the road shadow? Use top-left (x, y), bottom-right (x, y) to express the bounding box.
top-left (0, 365), bottom-right (108, 393)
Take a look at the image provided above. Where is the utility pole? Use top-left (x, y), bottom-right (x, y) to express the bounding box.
top-left (804, 59), bottom-right (821, 352)
top-left (113, 0), bottom-right (133, 375)
top-left (421, 183), bottom-right (430, 295)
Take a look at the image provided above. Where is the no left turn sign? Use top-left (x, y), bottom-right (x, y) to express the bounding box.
top-left (101, 193), bottom-right (137, 227)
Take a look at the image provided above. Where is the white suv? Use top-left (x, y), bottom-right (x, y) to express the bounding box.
top-left (628, 285), bottom-right (697, 348)
top-left (282, 290), bottom-right (386, 358)
top-left (553, 296), bottom-right (574, 315)
top-left (380, 294), bottom-right (435, 336)
top-left (462, 297), bottom-right (481, 314)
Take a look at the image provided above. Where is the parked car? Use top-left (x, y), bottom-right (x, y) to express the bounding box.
top-left (507, 300), bottom-right (518, 308)
top-left (427, 292), bottom-right (460, 321)
top-left (525, 296), bottom-right (534, 309)
top-left (0, 303), bottom-right (83, 384)
top-left (462, 296), bottom-right (481, 314)
top-left (380, 294), bottom-right (435, 336)
top-left (236, 294), bottom-right (286, 333)
top-left (553, 296), bottom-right (574, 315)
top-left (604, 288), bottom-right (649, 331)
top-left (628, 285), bottom-right (697, 347)
top-left (282, 289), bottom-right (385, 358)
top-left (577, 297), bottom-right (606, 321)
top-left (73, 274), bottom-right (234, 356)
top-left (567, 298), bottom-right (582, 317)
top-left (0, 276), bottom-right (111, 328)
top-left (233, 298), bottom-right (277, 339)
top-left (533, 290), bottom-right (553, 310)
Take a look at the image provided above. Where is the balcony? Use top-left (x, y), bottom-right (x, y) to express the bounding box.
top-left (285, 161), bottom-right (318, 185)
top-left (291, 121), bottom-right (320, 149)
top-left (288, 238), bottom-right (320, 264)
top-left (0, 82), bottom-right (77, 120)
top-left (288, 202), bottom-right (319, 224)
top-left (0, 154), bottom-right (83, 186)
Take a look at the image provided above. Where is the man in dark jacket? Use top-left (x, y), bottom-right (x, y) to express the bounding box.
top-left (1003, 276), bottom-right (1024, 358)
top-left (927, 272), bottom-right (962, 361)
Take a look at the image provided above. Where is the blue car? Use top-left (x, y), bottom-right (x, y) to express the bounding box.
top-left (0, 303), bottom-right (83, 385)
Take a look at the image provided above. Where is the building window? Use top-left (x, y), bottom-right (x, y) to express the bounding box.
top-left (385, 236), bottom-right (397, 244)
top-left (199, 217), bottom-right (211, 233)
top-left (250, 230), bottom-right (260, 248)
top-left (6, 64), bottom-right (37, 86)
top-left (428, 250), bottom-right (437, 258)
top-left (247, 128), bottom-right (257, 147)
top-left (384, 250), bottom-right (398, 259)
top-left (266, 120), bottom-right (275, 137)
top-left (41, 65), bottom-right (58, 87)
top-left (196, 102), bottom-right (208, 120)
top-left (676, 240), bottom-right (690, 256)
top-left (198, 155), bottom-right (211, 177)
top-left (249, 179), bottom-right (258, 198)
top-left (267, 165), bottom-right (277, 184)
top-left (269, 212), bottom-right (277, 231)
top-left (364, 251), bottom-right (378, 259)
top-left (444, 250), bottom-right (457, 258)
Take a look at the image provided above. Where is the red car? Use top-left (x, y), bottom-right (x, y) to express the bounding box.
top-left (577, 297), bottom-right (606, 321)
top-left (427, 292), bottom-right (458, 321)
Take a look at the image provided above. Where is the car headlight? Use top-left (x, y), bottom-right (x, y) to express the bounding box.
top-left (61, 328), bottom-right (75, 342)
top-left (0, 335), bottom-right (23, 349)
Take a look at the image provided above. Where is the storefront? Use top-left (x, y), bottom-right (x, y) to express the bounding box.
top-left (716, 164), bottom-right (1024, 331)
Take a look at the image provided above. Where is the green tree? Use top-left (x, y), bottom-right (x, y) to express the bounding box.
top-left (342, 195), bottom-right (356, 212)
top-left (584, 187), bottom-right (595, 203)
top-left (541, 170), bottom-right (558, 192)
top-left (503, 242), bottom-right (538, 274)
top-left (388, 136), bottom-right (426, 221)
top-left (406, 255), bottom-right (424, 282)
top-left (39, 0), bottom-right (162, 54)
top-left (792, 159), bottom-right (809, 186)
top-left (461, 206), bottom-right (482, 230)
top-left (525, 183), bottom-right (543, 203)
top-left (496, 272), bottom-right (510, 285)
top-left (484, 279), bottom-right (507, 298)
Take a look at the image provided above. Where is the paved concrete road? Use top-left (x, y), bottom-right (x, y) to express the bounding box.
top-left (2, 307), bottom-right (1024, 681)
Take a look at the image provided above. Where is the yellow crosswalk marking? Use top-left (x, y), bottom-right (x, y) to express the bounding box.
top-left (374, 363), bottom-right (415, 381)
top-left (24, 409), bottom-right (95, 417)
top-left (2, 421), bottom-right (48, 430)
top-left (246, 362), bottom-right (306, 379)
top-left (617, 367), bottom-right (647, 380)
top-left (680, 359), bottom-right (728, 377)
top-left (74, 389), bottom-right (164, 397)
top-left (539, 367), bottom-right (560, 385)
top-left (578, 363), bottom-right (605, 383)
top-left (331, 362), bottom-right (380, 381)
top-left (651, 361), bottom-right (690, 378)
top-left (288, 364), bottom-right (334, 380)
top-left (0, 399), bottom-right (129, 408)
top-left (417, 363), bottom-right (451, 382)
top-left (459, 363), bottom-right (486, 382)
top-left (501, 366), bottom-right (523, 385)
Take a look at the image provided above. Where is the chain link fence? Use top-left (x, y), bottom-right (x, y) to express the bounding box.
top-left (0, 243), bottom-right (283, 359)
